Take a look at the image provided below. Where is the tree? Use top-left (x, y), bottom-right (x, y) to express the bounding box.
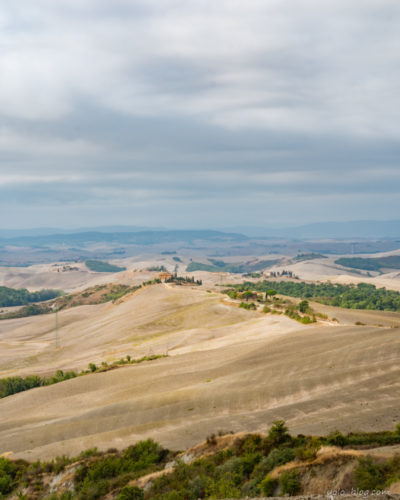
top-left (268, 420), bottom-right (290, 446)
top-left (242, 291), bottom-right (255, 302)
top-left (298, 300), bottom-right (309, 313)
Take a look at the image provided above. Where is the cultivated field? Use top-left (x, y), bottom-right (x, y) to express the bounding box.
top-left (1, 283), bottom-right (400, 461)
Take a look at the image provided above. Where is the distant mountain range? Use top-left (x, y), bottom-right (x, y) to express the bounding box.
top-left (0, 229), bottom-right (247, 246)
top-left (1, 220), bottom-right (400, 241)
top-left (0, 226), bottom-right (166, 239)
top-left (222, 220), bottom-right (400, 239)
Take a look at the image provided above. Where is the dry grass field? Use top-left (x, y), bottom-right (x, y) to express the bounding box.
top-left (1, 282), bottom-right (400, 461)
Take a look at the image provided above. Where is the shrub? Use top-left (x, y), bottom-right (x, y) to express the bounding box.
top-left (280, 469), bottom-right (301, 495)
top-left (206, 434), bottom-right (217, 445)
top-left (295, 438), bottom-right (321, 461)
top-left (260, 475), bottom-right (278, 496)
top-left (116, 485), bottom-right (144, 499)
top-left (206, 474), bottom-right (241, 498)
top-left (0, 457), bottom-right (19, 495)
top-left (75, 439), bottom-right (166, 499)
top-left (215, 457), bottom-right (242, 478)
top-left (326, 430), bottom-right (347, 447)
top-left (264, 447), bottom-right (295, 470)
top-left (79, 447), bottom-right (99, 458)
top-left (300, 315), bottom-right (316, 324)
top-left (355, 456), bottom-right (387, 489)
top-left (239, 302), bottom-right (256, 310)
top-left (248, 446), bottom-right (295, 495)
top-left (355, 455), bottom-right (400, 490)
top-left (298, 300), bottom-right (310, 313)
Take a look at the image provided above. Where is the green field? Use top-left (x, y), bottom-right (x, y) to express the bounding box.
top-left (186, 258), bottom-right (280, 274)
top-left (85, 260), bottom-right (126, 272)
top-left (335, 255), bottom-right (400, 272)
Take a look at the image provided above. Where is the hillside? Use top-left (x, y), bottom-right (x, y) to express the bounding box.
top-left (1, 284), bottom-right (400, 462)
top-left (2, 427), bottom-right (400, 499)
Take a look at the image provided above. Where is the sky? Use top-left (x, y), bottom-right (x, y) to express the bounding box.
top-left (1, 0), bottom-right (400, 229)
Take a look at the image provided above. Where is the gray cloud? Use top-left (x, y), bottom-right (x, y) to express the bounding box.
top-left (0, 0), bottom-right (399, 228)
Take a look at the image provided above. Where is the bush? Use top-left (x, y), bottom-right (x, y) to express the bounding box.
top-left (247, 446), bottom-right (295, 496)
top-left (355, 455), bottom-right (400, 490)
top-left (300, 315), bottom-right (316, 324)
top-left (326, 430), bottom-right (347, 447)
top-left (116, 485), bottom-right (144, 499)
top-left (205, 473), bottom-right (241, 498)
top-left (298, 300), bottom-right (310, 313)
top-left (280, 469), bottom-right (301, 495)
top-left (239, 302), bottom-right (257, 310)
top-left (260, 475), bottom-right (278, 496)
top-left (206, 434), bottom-right (217, 445)
top-left (264, 447), bottom-right (295, 470)
top-left (295, 438), bottom-right (321, 461)
top-left (75, 439), bottom-right (166, 499)
top-left (187, 475), bottom-right (209, 498)
top-left (355, 456), bottom-right (387, 489)
top-left (0, 457), bottom-right (19, 495)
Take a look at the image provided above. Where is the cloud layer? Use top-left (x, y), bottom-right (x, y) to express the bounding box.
top-left (1, 0), bottom-right (400, 228)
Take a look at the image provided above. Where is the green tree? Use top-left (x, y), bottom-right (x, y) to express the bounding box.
top-left (268, 420), bottom-right (291, 446)
top-left (242, 291), bottom-right (255, 302)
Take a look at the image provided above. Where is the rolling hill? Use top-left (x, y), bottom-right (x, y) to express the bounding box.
top-left (1, 284), bottom-right (400, 461)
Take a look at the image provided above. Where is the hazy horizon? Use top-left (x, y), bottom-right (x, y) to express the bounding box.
top-left (3, 219), bottom-right (400, 241)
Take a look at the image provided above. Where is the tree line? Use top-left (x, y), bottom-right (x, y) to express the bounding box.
top-left (226, 280), bottom-right (400, 312)
top-left (0, 286), bottom-right (62, 308)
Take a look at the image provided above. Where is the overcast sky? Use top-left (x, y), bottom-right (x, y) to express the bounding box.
top-left (1, 0), bottom-right (400, 229)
